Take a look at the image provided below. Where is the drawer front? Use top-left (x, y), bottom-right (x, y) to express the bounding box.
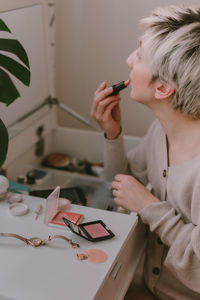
top-left (94, 220), bottom-right (146, 300)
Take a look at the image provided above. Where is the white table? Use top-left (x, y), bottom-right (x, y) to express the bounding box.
top-left (0, 195), bottom-right (146, 300)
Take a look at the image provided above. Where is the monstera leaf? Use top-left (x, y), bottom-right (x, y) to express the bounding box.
top-left (0, 19), bottom-right (31, 167)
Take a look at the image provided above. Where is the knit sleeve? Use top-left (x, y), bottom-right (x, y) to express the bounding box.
top-left (103, 132), bottom-right (149, 183)
top-left (103, 120), bottom-right (157, 184)
top-left (139, 200), bottom-right (200, 292)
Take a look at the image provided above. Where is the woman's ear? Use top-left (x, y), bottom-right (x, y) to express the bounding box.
top-left (154, 80), bottom-right (174, 100)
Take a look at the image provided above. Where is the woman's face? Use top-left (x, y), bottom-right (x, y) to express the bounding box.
top-left (126, 41), bottom-right (155, 105)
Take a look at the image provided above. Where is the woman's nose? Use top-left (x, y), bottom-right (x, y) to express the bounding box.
top-left (126, 51), bottom-right (136, 68)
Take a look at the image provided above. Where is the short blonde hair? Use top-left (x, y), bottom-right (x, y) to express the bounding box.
top-left (140, 5), bottom-right (200, 118)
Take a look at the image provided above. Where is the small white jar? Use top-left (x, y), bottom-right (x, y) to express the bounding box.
top-left (0, 175), bottom-right (9, 201)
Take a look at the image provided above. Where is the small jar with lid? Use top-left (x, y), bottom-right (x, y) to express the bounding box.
top-left (0, 175), bottom-right (9, 201)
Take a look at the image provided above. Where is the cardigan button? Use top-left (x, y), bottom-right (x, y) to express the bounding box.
top-left (162, 169), bottom-right (167, 177)
top-left (152, 267), bottom-right (160, 275)
top-left (157, 237), bottom-right (163, 245)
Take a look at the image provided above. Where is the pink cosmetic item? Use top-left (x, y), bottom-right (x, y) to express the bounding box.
top-left (58, 197), bottom-right (71, 210)
top-left (63, 218), bottom-right (115, 242)
top-left (51, 211), bottom-right (83, 226)
top-left (44, 186), bottom-right (83, 228)
top-left (84, 249), bottom-right (107, 263)
top-left (76, 248), bottom-right (107, 264)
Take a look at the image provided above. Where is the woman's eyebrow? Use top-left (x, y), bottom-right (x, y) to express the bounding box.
top-left (139, 40), bottom-right (142, 48)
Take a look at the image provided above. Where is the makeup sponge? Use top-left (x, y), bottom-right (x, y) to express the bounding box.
top-left (57, 197), bottom-right (71, 210)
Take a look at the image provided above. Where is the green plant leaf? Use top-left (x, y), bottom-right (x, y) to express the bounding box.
top-left (0, 119), bottom-right (8, 167)
top-left (0, 68), bottom-right (20, 105)
top-left (0, 18), bottom-right (31, 167)
top-left (0, 53), bottom-right (30, 86)
top-left (0, 19), bottom-right (11, 33)
top-left (0, 39), bottom-right (30, 68)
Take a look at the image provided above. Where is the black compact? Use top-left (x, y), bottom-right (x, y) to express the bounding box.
top-left (63, 218), bottom-right (115, 242)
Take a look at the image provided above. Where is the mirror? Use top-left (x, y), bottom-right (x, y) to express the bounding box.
top-left (0, 3), bottom-right (51, 138)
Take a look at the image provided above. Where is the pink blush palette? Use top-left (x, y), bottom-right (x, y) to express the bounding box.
top-left (63, 218), bottom-right (115, 242)
top-left (50, 211), bottom-right (83, 226)
top-left (83, 223), bottom-right (110, 238)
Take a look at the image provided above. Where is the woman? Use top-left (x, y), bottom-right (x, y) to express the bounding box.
top-left (91, 5), bottom-right (200, 300)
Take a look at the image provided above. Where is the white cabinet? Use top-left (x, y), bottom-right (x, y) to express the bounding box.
top-left (2, 113), bottom-right (146, 300)
top-left (0, 195), bottom-right (146, 300)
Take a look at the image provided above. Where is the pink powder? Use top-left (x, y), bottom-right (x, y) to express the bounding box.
top-left (75, 249), bottom-right (107, 264)
top-left (84, 249), bottom-right (107, 263)
top-left (83, 223), bottom-right (110, 238)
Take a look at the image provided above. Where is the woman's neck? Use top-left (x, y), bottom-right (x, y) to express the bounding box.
top-left (151, 102), bottom-right (200, 166)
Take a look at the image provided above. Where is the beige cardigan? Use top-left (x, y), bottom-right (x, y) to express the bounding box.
top-left (103, 119), bottom-right (200, 300)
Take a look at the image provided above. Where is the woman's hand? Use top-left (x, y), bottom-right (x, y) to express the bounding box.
top-left (90, 81), bottom-right (122, 139)
top-left (111, 174), bottom-right (159, 212)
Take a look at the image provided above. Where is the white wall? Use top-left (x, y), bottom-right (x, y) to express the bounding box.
top-left (55, 0), bottom-right (199, 137)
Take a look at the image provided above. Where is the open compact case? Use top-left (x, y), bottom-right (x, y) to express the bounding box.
top-left (44, 186), bottom-right (83, 227)
top-left (44, 186), bottom-right (115, 241)
top-left (63, 218), bottom-right (115, 242)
